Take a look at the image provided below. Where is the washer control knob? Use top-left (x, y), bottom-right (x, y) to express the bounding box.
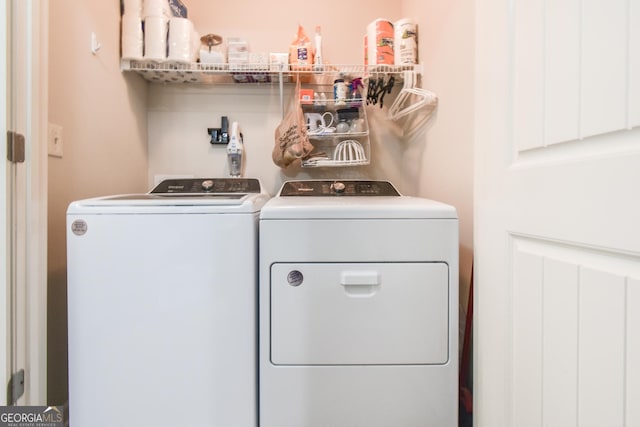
top-left (332, 182), bottom-right (346, 194)
top-left (201, 179), bottom-right (214, 191)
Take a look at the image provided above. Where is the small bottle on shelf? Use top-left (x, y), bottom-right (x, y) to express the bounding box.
top-left (334, 79), bottom-right (347, 106)
top-left (313, 26), bottom-right (324, 72)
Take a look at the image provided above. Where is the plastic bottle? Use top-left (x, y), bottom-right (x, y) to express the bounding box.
top-left (289, 24), bottom-right (313, 69)
top-left (313, 26), bottom-right (323, 71)
top-left (350, 78), bottom-right (364, 107)
top-left (334, 79), bottom-right (347, 105)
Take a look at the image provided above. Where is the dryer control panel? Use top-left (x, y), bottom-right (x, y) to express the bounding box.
top-left (151, 178), bottom-right (261, 194)
top-left (280, 180), bottom-right (400, 197)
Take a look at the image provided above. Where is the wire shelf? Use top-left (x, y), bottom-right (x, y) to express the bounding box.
top-left (121, 59), bottom-right (421, 84)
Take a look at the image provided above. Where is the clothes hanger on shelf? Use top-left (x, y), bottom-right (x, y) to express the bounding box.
top-left (387, 70), bottom-right (437, 121)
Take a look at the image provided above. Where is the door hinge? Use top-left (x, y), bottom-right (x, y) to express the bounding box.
top-left (7, 369), bottom-right (25, 405)
top-left (7, 130), bottom-right (26, 163)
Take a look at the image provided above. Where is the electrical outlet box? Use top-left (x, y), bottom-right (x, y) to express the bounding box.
top-left (48, 123), bottom-right (63, 158)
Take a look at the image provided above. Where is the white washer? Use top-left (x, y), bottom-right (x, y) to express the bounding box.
top-left (67, 178), bottom-right (269, 427)
top-left (259, 180), bottom-right (459, 427)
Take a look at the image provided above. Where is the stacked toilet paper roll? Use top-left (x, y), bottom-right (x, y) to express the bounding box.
top-left (167, 17), bottom-right (199, 63)
top-left (144, 16), bottom-right (169, 60)
top-left (121, 15), bottom-right (143, 60)
top-left (142, 0), bottom-right (171, 61)
top-left (121, 0), bottom-right (144, 60)
top-left (143, 0), bottom-right (171, 19)
top-left (123, 0), bottom-right (143, 16)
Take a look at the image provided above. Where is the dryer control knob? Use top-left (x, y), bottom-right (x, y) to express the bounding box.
top-left (201, 180), bottom-right (214, 191)
top-left (332, 182), bottom-right (346, 194)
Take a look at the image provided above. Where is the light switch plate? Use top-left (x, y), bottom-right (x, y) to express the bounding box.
top-left (48, 123), bottom-right (63, 158)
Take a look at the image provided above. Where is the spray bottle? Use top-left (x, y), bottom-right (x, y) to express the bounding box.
top-left (350, 77), bottom-right (364, 107)
top-left (226, 121), bottom-right (243, 177)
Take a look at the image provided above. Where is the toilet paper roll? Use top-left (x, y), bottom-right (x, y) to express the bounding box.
top-left (121, 14), bottom-right (144, 59)
top-left (143, 16), bottom-right (168, 61)
top-left (143, 0), bottom-right (170, 19)
top-left (123, 0), bottom-right (143, 16)
top-left (191, 28), bottom-right (201, 62)
top-left (167, 17), bottom-right (195, 62)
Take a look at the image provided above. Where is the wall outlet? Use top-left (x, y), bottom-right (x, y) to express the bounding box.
top-left (48, 123), bottom-right (64, 158)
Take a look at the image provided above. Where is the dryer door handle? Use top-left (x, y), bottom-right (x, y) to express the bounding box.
top-left (340, 271), bottom-right (380, 286)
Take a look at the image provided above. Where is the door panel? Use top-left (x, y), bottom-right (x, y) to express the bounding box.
top-left (270, 262), bottom-right (450, 365)
top-left (510, 238), bottom-right (639, 427)
top-left (542, 258), bottom-right (579, 427)
top-left (475, 0), bottom-right (640, 425)
top-left (628, 278), bottom-right (640, 426)
top-left (633, 2), bottom-right (640, 126)
top-left (513, 0), bottom-right (636, 150)
top-left (545, 0), bottom-right (580, 145)
top-left (580, 0), bottom-right (628, 137)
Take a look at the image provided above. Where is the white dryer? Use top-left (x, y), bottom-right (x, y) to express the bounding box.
top-left (67, 178), bottom-right (269, 427)
top-left (259, 180), bottom-right (458, 427)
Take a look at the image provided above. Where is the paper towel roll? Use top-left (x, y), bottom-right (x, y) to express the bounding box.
top-left (121, 14), bottom-right (143, 60)
top-left (123, 0), bottom-right (143, 16)
top-left (394, 18), bottom-right (418, 65)
top-left (367, 18), bottom-right (394, 66)
top-left (167, 18), bottom-right (196, 62)
top-left (143, 0), bottom-right (170, 19)
top-left (144, 16), bottom-right (168, 61)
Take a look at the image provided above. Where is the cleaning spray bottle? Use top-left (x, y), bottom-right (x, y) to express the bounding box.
top-left (350, 77), bottom-right (364, 107)
top-left (226, 121), bottom-right (243, 177)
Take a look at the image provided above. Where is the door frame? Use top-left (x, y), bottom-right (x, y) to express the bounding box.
top-left (2, 0), bottom-right (48, 405)
top-left (26, 0), bottom-right (49, 405)
top-left (1, 0), bottom-right (9, 402)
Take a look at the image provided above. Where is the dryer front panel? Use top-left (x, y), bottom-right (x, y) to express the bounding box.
top-left (270, 262), bottom-right (449, 365)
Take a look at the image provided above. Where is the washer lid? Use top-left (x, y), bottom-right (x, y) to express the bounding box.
top-left (67, 178), bottom-right (269, 214)
top-left (261, 180), bottom-right (457, 220)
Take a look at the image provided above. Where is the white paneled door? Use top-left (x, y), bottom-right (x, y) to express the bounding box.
top-left (475, 0), bottom-right (640, 426)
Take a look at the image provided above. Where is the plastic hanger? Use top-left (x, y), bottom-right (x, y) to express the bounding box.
top-left (387, 70), bottom-right (437, 121)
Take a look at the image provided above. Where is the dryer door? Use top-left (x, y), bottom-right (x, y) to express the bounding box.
top-left (270, 262), bottom-right (449, 365)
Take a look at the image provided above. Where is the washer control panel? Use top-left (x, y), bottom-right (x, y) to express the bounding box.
top-left (279, 180), bottom-right (400, 197)
top-left (151, 178), bottom-right (261, 194)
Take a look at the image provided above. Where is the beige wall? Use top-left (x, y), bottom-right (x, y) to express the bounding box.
top-left (404, 0), bottom-right (475, 342)
top-left (47, 1), bottom-right (148, 405)
top-left (47, 0), bottom-right (474, 407)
